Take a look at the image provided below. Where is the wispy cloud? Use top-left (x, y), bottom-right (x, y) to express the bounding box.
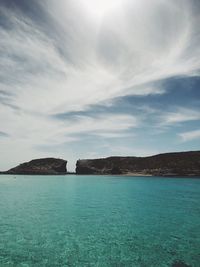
top-left (1, 0), bottom-right (200, 115)
top-left (159, 108), bottom-right (200, 125)
top-left (179, 129), bottom-right (200, 142)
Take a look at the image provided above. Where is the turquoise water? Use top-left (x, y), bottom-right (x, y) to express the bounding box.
top-left (0, 175), bottom-right (200, 267)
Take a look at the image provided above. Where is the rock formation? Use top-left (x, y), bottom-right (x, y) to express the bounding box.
top-left (76, 151), bottom-right (200, 176)
top-left (2, 158), bottom-right (67, 175)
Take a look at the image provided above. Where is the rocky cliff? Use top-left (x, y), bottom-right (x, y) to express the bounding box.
top-left (2, 158), bottom-right (67, 175)
top-left (76, 151), bottom-right (200, 176)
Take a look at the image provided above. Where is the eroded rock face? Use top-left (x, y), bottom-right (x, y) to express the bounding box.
top-left (4, 158), bottom-right (67, 175)
top-left (76, 151), bottom-right (200, 176)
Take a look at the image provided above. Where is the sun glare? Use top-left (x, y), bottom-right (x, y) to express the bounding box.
top-left (79, 0), bottom-right (123, 19)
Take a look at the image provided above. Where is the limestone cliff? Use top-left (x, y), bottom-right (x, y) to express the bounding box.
top-left (3, 158), bottom-right (67, 175)
top-left (76, 151), bottom-right (200, 176)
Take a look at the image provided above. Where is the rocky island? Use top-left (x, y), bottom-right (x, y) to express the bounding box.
top-left (1, 158), bottom-right (67, 175)
top-left (76, 151), bottom-right (200, 177)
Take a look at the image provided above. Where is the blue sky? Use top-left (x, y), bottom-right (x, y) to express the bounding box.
top-left (0, 0), bottom-right (200, 171)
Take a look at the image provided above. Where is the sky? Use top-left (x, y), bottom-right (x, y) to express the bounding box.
top-left (0, 0), bottom-right (200, 171)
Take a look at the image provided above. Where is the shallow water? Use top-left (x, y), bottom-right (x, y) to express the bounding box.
top-left (0, 175), bottom-right (199, 267)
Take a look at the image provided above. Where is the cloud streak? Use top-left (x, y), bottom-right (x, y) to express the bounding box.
top-left (159, 108), bottom-right (200, 125)
top-left (179, 129), bottom-right (200, 142)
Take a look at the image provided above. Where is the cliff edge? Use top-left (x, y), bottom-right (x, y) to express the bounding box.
top-left (76, 151), bottom-right (200, 176)
top-left (2, 158), bottom-right (67, 175)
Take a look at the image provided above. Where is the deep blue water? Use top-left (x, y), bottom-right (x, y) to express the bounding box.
top-left (0, 175), bottom-right (200, 267)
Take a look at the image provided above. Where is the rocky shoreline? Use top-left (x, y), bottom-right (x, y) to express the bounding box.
top-left (0, 151), bottom-right (200, 176)
top-left (0, 158), bottom-right (67, 175)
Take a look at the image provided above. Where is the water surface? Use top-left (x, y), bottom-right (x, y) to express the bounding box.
top-left (0, 175), bottom-right (200, 266)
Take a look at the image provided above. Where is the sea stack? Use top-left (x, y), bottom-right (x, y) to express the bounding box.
top-left (3, 158), bottom-right (67, 175)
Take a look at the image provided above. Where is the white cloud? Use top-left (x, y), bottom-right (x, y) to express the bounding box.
top-left (63, 114), bottom-right (138, 135)
top-left (93, 132), bottom-right (131, 138)
top-left (0, 103), bottom-right (138, 146)
top-left (179, 129), bottom-right (200, 142)
top-left (159, 108), bottom-right (200, 125)
top-left (1, 0), bottom-right (200, 115)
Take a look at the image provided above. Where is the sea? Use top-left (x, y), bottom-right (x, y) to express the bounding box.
top-left (0, 175), bottom-right (200, 267)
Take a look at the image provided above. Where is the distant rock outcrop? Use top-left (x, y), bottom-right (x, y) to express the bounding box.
top-left (2, 158), bottom-right (67, 175)
top-left (76, 151), bottom-right (200, 176)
